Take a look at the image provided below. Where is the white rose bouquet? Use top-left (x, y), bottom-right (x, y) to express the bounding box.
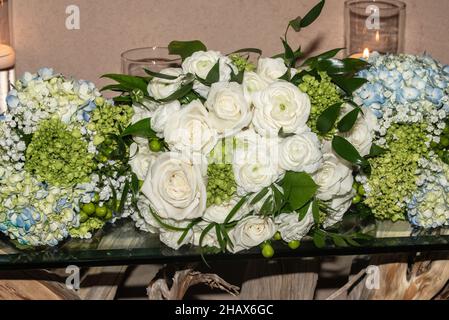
top-left (103, 0), bottom-right (377, 257)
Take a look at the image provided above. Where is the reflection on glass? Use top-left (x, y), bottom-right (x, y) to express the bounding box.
top-left (121, 47), bottom-right (181, 76)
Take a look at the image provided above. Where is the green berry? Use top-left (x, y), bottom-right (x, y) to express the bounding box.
top-left (262, 243), bottom-right (275, 259)
top-left (288, 240), bottom-right (301, 250)
top-left (358, 185), bottom-right (366, 196)
top-left (79, 211), bottom-right (89, 223)
top-left (95, 205), bottom-right (107, 218)
top-left (104, 209), bottom-right (113, 221)
top-left (149, 139), bottom-right (163, 152)
top-left (273, 232), bottom-right (282, 241)
top-left (82, 203), bottom-right (96, 215)
top-left (352, 195), bottom-right (362, 204)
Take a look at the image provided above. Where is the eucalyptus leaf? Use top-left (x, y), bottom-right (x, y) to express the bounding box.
top-left (316, 102), bottom-right (343, 134)
top-left (338, 107), bottom-right (360, 133)
top-left (168, 40), bottom-right (207, 61)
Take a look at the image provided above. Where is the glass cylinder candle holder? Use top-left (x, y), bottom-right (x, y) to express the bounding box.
top-left (345, 0), bottom-right (406, 57)
top-left (121, 47), bottom-right (181, 76)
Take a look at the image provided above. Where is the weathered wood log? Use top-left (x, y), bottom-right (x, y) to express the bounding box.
top-left (336, 252), bottom-right (449, 300)
top-left (147, 265), bottom-right (239, 300)
top-left (240, 258), bottom-right (319, 300)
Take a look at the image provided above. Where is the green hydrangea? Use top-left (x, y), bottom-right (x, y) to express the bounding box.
top-left (87, 101), bottom-right (133, 146)
top-left (364, 123), bottom-right (430, 221)
top-left (25, 118), bottom-right (95, 187)
top-left (229, 54), bottom-right (256, 72)
top-left (298, 72), bottom-right (342, 135)
top-left (69, 217), bottom-right (105, 239)
top-left (206, 163), bottom-right (237, 207)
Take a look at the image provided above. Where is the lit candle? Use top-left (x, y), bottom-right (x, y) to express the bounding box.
top-left (0, 44), bottom-right (15, 70)
top-left (349, 48), bottom-right (370, 60)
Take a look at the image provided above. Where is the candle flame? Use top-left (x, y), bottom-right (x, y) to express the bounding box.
top-left (363, 48), bottom-right (370, 59)
top-left (375, 31), bottom-right (380, 42)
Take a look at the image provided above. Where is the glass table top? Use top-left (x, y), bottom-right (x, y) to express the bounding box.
top-left (0, 218), bottom-right (448, 270)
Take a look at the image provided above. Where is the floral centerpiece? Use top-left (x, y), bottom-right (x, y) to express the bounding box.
top-left (354, 53), bottom-right (449, 230)
top-left (102, 0), bottom-right (377, 256)
top-left (0, 68), bottom-right (137, 246)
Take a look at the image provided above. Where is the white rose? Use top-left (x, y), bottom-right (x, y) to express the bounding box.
top-left (141, 152), bottom-right (207, 221)
top-left (191, 221), bottom-right (219, 248)
top-left (151, 101), bottom-right (181, 137)
top-left (205, 82), bottom-right (252, 137)
top-left (132, 99), bottom-right (159, 124)
top-left (252, 81), bottom-right (311, 137)
top-left (203, 196), bottom-right (249, 224)
top-left (131, 195), bottom-right (160, 233)
top-left (129, 140), bottom-right (157, 180)
top-left (182, 51), bottom-right (237, 98)
top-left (164, 100), bottom-right (218, 156)
top-left (279, 132), bottom-right (322, 173)
top-left (275, 208), bottom-right (315, 243)
top-left (257, 58), bottom-right (288, 83)
top-left (147, 68), bottom-right (183, 100)
top-left (323, 193), bottom-right (355, 229)
top-left (243, 71), bottom-right (269, 105)
top-left (230, 216), bottom-right (277, 253)
top-left (313, 151), bottom-right (354, 201)
top-left (160, 222), bottom-right (194, 250)
top-left (233, 129), bottom-right (282, 195)
top-left (339, 104), bottom-right (378, 157)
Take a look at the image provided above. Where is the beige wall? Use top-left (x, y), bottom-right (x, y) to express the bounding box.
top-left (11, 0), bottom-right (449, 86)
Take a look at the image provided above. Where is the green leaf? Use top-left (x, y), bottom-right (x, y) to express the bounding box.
top-left (312, 200), bottom-right (320, 224)
top-left (230, 69), bottom-right (245, 84)
top-left (205, 61), bottom-right (220, 84)
top-left (302, 48), bottom-right (345, 66)
top-left (250, 188), bottom-right (269, 206)
top-left (158, 81), bottom-right (194, 103)
top-left (338, 107), bottom-right (360, 133)
top-left (168, 40), bottom-right (207, 61)
top-left (300, 0), bottom-right (325, 28)
top-left (366, 144), bottom-right (388, 158)
top-left (313, 230), bottom-right (326, 248)
top-left (279, 68), bottom-right (291, 81)
top-left (271, 185), bottom-right (284, 214)
top-left (101, 74), bottom-right (149, 93)
top-left (224, 196), bottom-right (248, 224)
top-left (283, 172), bottom-right (318, 211)
top-left (121, 118), bottom-right (157, 139)
top-left (316, 102), bottom-right (343, 134)
top-left (332, 136), bottom-right (369, 168)
top-left (118, 180), bottom-right (130, 214)
top-left (215, 224), bottom-right (225, 252)
top-left (298, 202), bottom-right (312, 221)
top-left (178, 219), bottom-right (201, 245)
top-left (331, 234), bottom-right (348, 247)
top-left (331, 76), bottom-right (368, 96)
top-left (229, 48), bottom-right (263, 56)
top-left (144, 69), bottom-right (179, 80)
top-left (289, 16), bottom-right (302, 32)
